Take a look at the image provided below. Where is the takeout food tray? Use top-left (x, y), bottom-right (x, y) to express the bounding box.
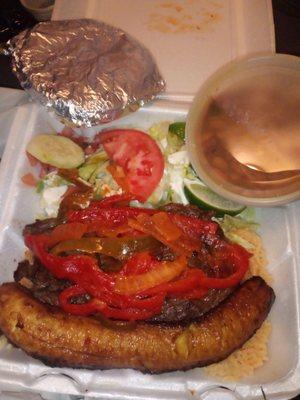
top-left (0, 102), bottom-right (300, 399)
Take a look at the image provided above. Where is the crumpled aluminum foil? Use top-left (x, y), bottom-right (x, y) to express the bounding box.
top-left (9, 19), bottom-right (165, 127)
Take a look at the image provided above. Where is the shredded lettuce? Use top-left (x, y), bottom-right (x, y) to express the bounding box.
top-left (36, 180), bottom-right (45, 193)
top-left (146, 122), bottom-right (188, 205)
top-left (237, 207), bottom-right (256, 222)
top-left (217, 214), bottom-right (259, 250)
top-left (149, 121), bottom-right (184, 155)
top-left (149, 121), bottom-right (169, 142)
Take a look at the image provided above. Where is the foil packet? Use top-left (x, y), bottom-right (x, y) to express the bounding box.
top-left (8, 19), bottom-right (165, 127)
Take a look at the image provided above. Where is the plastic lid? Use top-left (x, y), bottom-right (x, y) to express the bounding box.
top-left (186, 53), bottom-right (300, 206)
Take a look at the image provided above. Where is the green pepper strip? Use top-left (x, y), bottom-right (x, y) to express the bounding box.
top-left (51, 235), bottom-right (159, 261)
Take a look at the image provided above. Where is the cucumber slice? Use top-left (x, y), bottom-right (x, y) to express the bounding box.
top-left (27, 134), bottom-right (85, 169)
top-left (184, 181), bottom-right (246, 217)
top-left (169, 122), bottom-right (186, 141)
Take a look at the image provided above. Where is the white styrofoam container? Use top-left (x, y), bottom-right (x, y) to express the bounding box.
top-left (0, 102), bottom-right (299, 400)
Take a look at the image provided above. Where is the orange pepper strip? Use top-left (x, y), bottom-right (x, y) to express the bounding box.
top-left (151, 212), bottom-right (181, 241)
top-left (107, 163), bottom-right (130, 193)
top-left (142, 213), bottom-right (200, 253)
top-left (114, 255), bottom-right (187, 295)
top-left (86, 222), bottom-right (142, 238)
top-left (128, 214), bottom-right (194, 256)
top-left (128, 216), bottom-right (183, 256)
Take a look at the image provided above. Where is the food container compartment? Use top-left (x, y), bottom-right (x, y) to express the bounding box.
top-left (0, 102), bottom-right (299, 399)
top-left (186, 53), bottom-right (300, 207)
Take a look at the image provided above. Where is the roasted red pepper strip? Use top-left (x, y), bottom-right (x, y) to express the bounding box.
top-left (25, 234), bottom-right (114, 291)
top-left (59, 285), bottom-right (165, 319)
top-left (198, 243), bottom-right (251, 289)
top-left (24, 202), bottom-right (251, 321)
top-left (46, 222), bottom-right (87, 246)
top-left (169, 213), bottom-right (218, 237)
top-left (25, 233), bottom-right (166, 319)
top-left (59, 285), bottom-right (106, 315)
top-left (67, 206), bottom-right (158, 226)
top-left (96, 193), bottom-right (133, 207)
top-left (151, 212), bottom-right (182, 241)
top-left (120, 251), bottom-right (157, 275)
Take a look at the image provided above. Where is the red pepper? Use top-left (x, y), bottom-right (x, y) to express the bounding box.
top-left (94, 287), bottom-right (164, 311)
top-left (59, 283), bottom-right (165, 320)
top-left (151, 212), bottom-right (182, 241)
top-left (26, 233), bottom-right (165, 320)
top-left (46, 222), bottom-right (87, 246)
top-left (96, 193), bottom-right (133, 207)
top-left (169, 213), bottom-right (218, 238)
top-left (67, 206), bottom-right (158, 226)
top-left (59, 284), bottom-right (164, 319)
top-left (198, 243), bottom-right (251, 289)
top-left (24, 203), bottom-right (252, 321)
top-left (25, 234), bottom-right (114, 291)
top-left (120, 251), bottom-right (156, 275)
top-left (59, 285), bottom-right (106, 315)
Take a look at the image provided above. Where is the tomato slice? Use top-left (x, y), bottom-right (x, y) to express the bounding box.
top-left (98, 129), bottom-right (164, 202)
top-left (21, 173), bottom-right (38, 187)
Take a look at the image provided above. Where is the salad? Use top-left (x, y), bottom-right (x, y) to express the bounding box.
top-left (24, 121), bottom-right (247, 220)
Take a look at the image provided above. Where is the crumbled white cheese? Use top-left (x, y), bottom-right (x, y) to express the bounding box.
top-left (40, 185), bottom-right (68, 217)
top-left (167, 149), bottom-right (189, 165)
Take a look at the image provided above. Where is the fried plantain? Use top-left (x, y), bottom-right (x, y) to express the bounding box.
top-left (0, 276), bottom-right (274, 373)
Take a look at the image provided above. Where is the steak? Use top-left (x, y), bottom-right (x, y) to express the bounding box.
top-left (23, 218), bottom-right (58, 236)
top-left (14, 259), bottom-right (70, 307)
top-left (16, 205), bottom-right (233, 323)
top-left (160, 203), bottom-right (215, 220)
top-left (14, 257), bottom-right (232, 324)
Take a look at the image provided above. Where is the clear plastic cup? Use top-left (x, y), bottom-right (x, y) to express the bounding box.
top-left (186, 53), bottom-right (300, 206)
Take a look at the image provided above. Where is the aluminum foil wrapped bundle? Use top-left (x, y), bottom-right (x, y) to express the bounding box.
top-left (9, 19), bottom-right (165, 127)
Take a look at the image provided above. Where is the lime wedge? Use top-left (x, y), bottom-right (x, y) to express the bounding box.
top-left (184, 181), bottom-right (246, 217)
top-left (169, 122), bottom-right (185, 141)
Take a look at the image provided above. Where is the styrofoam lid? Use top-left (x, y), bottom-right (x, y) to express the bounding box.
top-left (186, 53), bottom-right (300, 206)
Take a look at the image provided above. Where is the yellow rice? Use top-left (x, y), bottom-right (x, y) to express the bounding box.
top-left (204, 227), bottom-right (272, 381)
